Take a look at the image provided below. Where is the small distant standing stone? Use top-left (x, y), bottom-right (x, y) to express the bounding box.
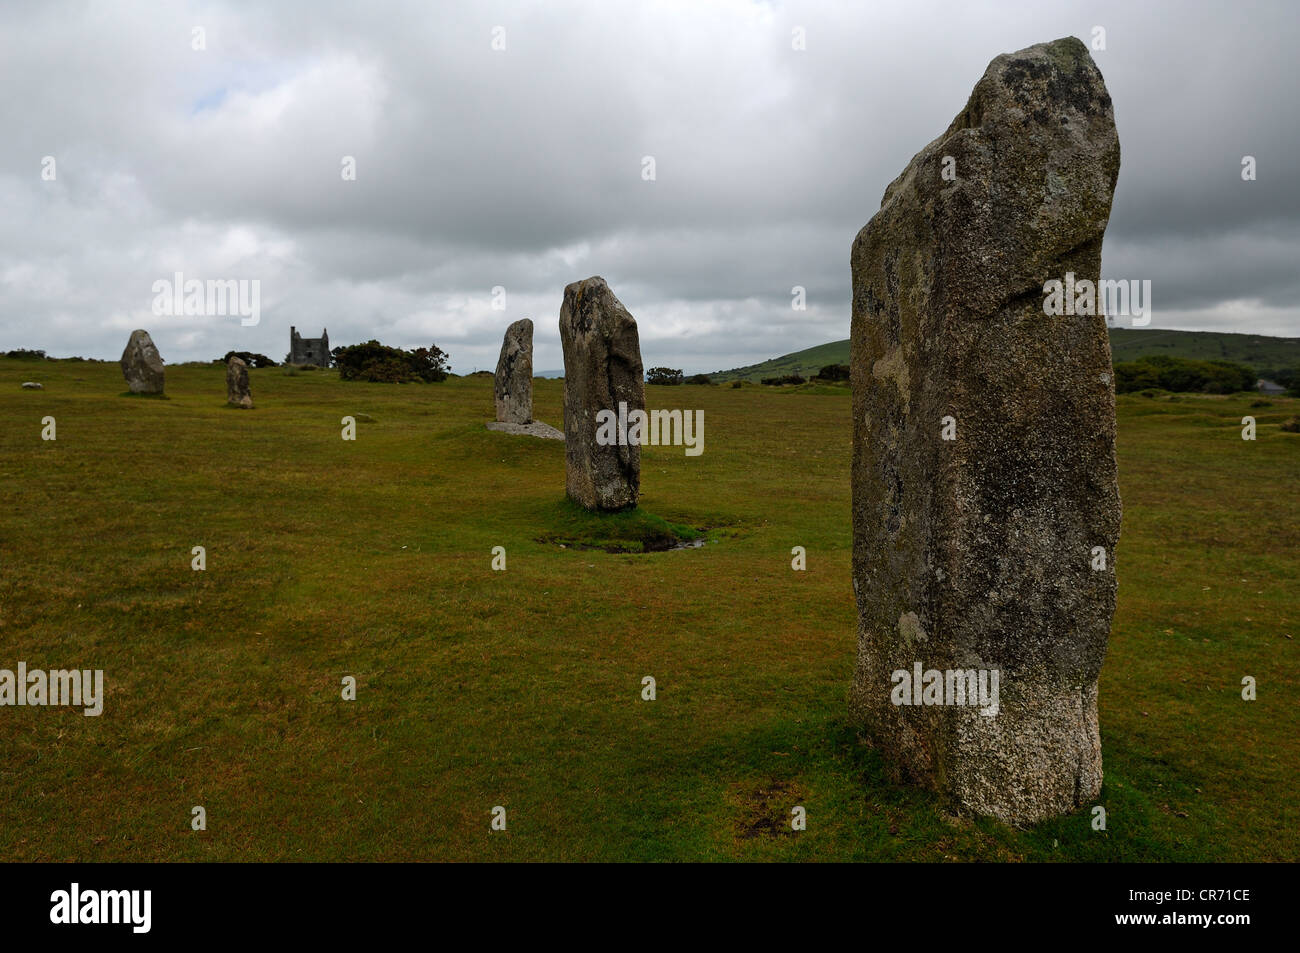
top-left (226, 355), bottom-right (253, 409)
top-left (21, 381), bottom-right (42, 389)
top-left (494, 318), bottom-right (534, 424)
top-left (120, 329), bottom-right (165, 394)
top-left (559, 276), bottom-right (644, 511)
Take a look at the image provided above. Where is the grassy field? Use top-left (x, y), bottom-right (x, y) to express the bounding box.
top-left (1, 357), bottom-right (1296, 862)
top-left (712, 328), bottom-right (1300, 382)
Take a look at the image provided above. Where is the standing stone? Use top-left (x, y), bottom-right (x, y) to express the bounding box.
top-left (560, 277), bottom-right (644, 510)
top-left (849, 37), bottom-right (1121, 826)
top-left (120, 329), bottom-right (165, 394)
top-left (226, 355), bottom-right (253, 409)
top-left (494, 318), bottom-right (534, 423)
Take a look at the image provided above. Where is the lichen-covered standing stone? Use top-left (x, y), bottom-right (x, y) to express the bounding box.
top-left (560, 277), bottom-right (644, 510)
top-left (849, 37), bottom-right (1122, 826)
top-left (120, 329), bottom-right (165, 394)
top-left (494, 318), bottom-right (534, 424)
top-left (226, 355), bottom-right (253, 409)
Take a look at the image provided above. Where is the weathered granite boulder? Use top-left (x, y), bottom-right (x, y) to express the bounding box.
top-left (226, 355), bottom-right (253, 409)
top-left (849, 37), bottom-right (1122, 826)
top-left (559, 277), bottom-right (644, 510)
top-left (486, 420), bottom-right (564, 439)
top-left (21, 382), bottom-right (42, 389)
top-left (494, 318), bottom-right (533, 424)
top-left (120, 330), bottom-right (165, 394)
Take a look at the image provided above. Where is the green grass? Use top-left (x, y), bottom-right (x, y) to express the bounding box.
top-left (711, 328), bottom-right (1300, 382)
top-left (0, 358), bottom-right (1296, 861)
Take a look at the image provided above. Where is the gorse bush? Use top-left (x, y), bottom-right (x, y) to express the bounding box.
top-left (220, 350), bottom-right (278, 368)
top-left (646, 367), bottom-right (684, 386)
top-left (761, 373), bottom-right (805, 386)
top-left (5, 348), bottom-right (46, 360)
top-left (331, 340), bottom-right (450, 383)
top-left (814, 363), bottom-right (850, 382)
top-left (1114, 355), bottom-right (1256, 395)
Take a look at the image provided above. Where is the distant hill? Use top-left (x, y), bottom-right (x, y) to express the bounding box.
top-left (1106, 328), bottom-right (1300, 372)
top-left (709, 328), bottom-right (1300, 383)
top-left (709, 340), bottom-right (853, 383)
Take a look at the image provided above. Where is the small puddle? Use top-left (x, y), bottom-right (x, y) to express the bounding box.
top-left (537, 535), bottom-right (711, 554)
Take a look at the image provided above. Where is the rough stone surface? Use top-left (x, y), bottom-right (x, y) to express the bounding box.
top-left (559, 276), bottom-right (645, 510)
top-left (494, 318), bottom-right (534, 423)
top-left (849, 37), bottom-right (1121, 826)
top-left (485, 420), bottom-right (564, 440)
top-left (226, 355), bottom-right (253, 409)
top-left (21, 382), bottom-right (42, 389)
top-left (120, 329), bottom-right (165, 394)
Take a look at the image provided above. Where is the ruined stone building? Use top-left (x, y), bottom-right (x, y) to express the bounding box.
top-left (287, 326), bottom-right (330, 366)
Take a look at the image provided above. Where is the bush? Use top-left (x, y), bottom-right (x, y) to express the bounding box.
top-left (686, 373), bottom-right (714, 385)
top-left (1275, 368), bottom-right (1300, 397)
top-left (730, 380), bottom-right (743, 389)
top-left (646, 367), bottom-right (684, 386)
top-left (331, 340), bottom-right (450, 383)
top-left (1250, 399), bottom-right (1272, 408)
top-left (1114, 356), bottom-right (1255, 395)
top-left (1281, 416), bottom-right (1300, 434)
top-left (5, 348), bottom-right (46, 360)
top-left (761, 374), bottom-right (805, 386)
top-left (814, 363), bottom-right (850, 382)
top-left (220, 350), bottom-right (278, 368)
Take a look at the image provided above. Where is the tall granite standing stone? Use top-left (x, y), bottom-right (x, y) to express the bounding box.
top-left (226, 355), bottom-right (253, 409)
top-left (494, 318), bottom-right (534, 424)
top-left (120, 329), bottom-right (165, 394)
top-left (849, 37), bottom-right (1122, 826)
top-left (560, 277), bottom-right (644, 510)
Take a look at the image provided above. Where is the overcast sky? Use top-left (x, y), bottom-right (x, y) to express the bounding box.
top-left (2, 0), bottom-right (1297, 375)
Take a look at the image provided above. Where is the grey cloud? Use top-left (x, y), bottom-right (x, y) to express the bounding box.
top-left (1, 0), bottom-right (1297, 372)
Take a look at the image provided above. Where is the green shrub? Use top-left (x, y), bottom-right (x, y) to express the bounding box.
top-left (332, 341), bottom-right (450, 383)
top-left (646, 367), bottom-right (684, 386)
top-left (814, 363), bottom-right (850, 382)
top-left (1115, 356), bottom-right (1255, 394)
top-left (220, 350), bottom-right (278, 368)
